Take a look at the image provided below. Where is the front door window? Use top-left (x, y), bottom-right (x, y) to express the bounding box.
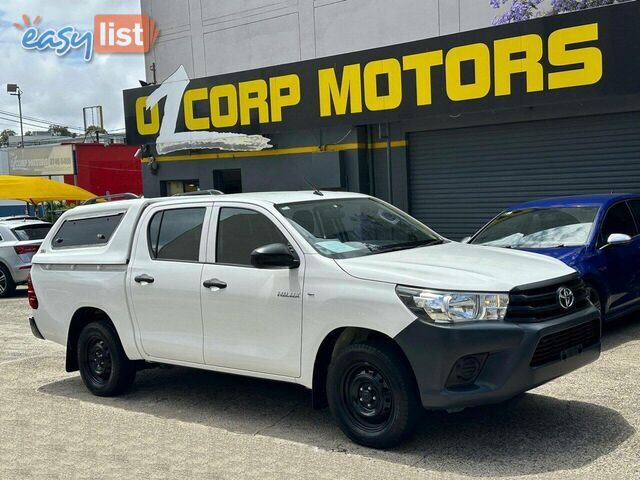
top-left (216, 207), bottom-right (288, 265)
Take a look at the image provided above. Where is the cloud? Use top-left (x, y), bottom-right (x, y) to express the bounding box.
top-left (0, 0), bottom-right (145, 133)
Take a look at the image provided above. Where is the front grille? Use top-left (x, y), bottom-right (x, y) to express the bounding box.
top-left (530, 320), bottom-right (600, 367)
top-left (506, 274), bottom-right (590, 323)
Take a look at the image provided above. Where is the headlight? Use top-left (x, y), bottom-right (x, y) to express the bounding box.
top-left (396, 286), bottom-right (509, 323)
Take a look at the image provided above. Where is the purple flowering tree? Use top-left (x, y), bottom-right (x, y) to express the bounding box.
top-left (490, 0), bottom-right (629, 25)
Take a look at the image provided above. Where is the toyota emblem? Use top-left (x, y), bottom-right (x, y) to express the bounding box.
top-left (557, 287), bottom-right (575, 310)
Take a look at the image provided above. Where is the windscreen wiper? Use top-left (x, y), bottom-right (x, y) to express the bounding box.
top-left (368, 239), bottom-right (445, 253)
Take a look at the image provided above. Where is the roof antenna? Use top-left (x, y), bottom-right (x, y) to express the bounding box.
top-left (304, 177), bottom-right (324, 196)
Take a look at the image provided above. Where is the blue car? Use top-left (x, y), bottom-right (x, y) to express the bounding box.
top-left (468, 194), bottom-right (640, 322)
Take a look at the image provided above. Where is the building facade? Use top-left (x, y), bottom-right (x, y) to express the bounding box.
top-left (0, 141), bottom-right (142, 215)
top-left (63, 143), bottom-right (143, 197)
top-left (130, 0), bottom-right (640, 239)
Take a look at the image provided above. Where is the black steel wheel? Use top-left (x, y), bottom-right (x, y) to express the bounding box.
top-left (342, 363), bottom-right (394, 433)
top-left (86, 336), bottom-right (113, 385)
top-left (327, 341), bottom-right (421, 448)
top-left (77, 321), bottom-right (135, 396)
top-left (0, 264), bottom-right (16, 298)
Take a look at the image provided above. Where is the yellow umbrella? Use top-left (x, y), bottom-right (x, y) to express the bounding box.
top-left (0, 175), bottom-right (95, 203)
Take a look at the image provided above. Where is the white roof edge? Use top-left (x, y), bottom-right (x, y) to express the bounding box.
top-left (65, 191), bottom-right (368, 217)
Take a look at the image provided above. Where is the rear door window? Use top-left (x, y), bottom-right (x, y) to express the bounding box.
top-left (52, 213), bottom-right (124, 248)
top-left (12, 224), bottom-right (52, 241)
top-left (148, 208), bottom-right (206, 262)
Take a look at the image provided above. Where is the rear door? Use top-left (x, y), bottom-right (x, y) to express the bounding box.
top-left (200, 203), bottom-right (304, 377)
top-left (129, 203), bottom-right (211, 363)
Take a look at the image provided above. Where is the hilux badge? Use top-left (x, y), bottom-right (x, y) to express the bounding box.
top-left (277, 291), bottom-right (300, 299)
top-left (557, 287), bottom-right (575, 309)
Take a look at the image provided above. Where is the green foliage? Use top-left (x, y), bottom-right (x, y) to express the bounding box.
top-left (42, 201), bottom-right (74, 223)
top-left (85, 125), bottom-right (108, 135)
top-left (48, 124), bottom-right (75, 137)
top-left (0, 129), bottom-right (16, 147)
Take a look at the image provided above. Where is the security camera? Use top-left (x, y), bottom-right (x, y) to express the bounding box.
top-left (134, 144), bottom-right (151, 158)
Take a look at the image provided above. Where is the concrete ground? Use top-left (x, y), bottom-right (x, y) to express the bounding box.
top-left (1, 289), bottom-right (638, 480)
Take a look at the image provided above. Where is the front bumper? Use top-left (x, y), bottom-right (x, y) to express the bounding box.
top-left (394, 305), bottom-right (600, 410)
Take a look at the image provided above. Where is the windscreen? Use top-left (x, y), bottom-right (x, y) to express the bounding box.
top-left (276, 197), bottom-right (442, 259)
top-left (471, 207), bottom-right (599, 248)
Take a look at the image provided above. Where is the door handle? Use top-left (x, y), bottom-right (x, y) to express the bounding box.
top-left (134, 274), bottom-right (155, 284)
top-left (203, 278), bottom-right (227, 289)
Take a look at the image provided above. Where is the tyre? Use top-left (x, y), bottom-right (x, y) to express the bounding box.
top-left (326, 341), bottom-right (421, 449)
top-left (0, 264), bottom-right (16, 298)
top-left (77, 321), bottom-right (136, 396)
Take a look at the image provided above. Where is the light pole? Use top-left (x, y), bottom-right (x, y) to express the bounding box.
top-left (6, 84), bottom-right (24, 148)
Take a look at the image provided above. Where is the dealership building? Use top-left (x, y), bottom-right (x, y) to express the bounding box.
top-left (127, 0), bottom-right (640, 239)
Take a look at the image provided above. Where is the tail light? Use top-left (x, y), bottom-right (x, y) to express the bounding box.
top-left (14, 244), bottom-right (40, 255)
top-left (27, 275), bottom-right (38, 310)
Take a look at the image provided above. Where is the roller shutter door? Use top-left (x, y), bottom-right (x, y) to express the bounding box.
top-left (407, 112), bottom-right (640, 240)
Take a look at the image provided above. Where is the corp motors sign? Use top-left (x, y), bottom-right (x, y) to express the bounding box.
top-left (123, 2), bottom-right (640, 154)
top-left (15, 13), bottom-right (159, 62)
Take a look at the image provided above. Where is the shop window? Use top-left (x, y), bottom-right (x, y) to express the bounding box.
top-left (212, 169), bottom-right (242, 194)
top-left (161, 180), bottom-right (200, 196)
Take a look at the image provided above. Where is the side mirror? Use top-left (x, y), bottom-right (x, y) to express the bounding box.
top-left (461, 237), bottom-right (471, 244)
top-left (605, 233), bottom-right (632, 247)
top-left (250, 243), bottom-right (300, 269)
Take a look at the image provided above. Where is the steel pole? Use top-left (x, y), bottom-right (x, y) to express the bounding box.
top-left (17, 89), bottom-right (24, 148)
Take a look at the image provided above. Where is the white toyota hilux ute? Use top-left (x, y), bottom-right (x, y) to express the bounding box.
top-left (29, 191), bottom-right (601, 448)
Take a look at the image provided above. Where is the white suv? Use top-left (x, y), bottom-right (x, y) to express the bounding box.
top-left (29, 192), bottom-right (600, 447)
top-left (0, 217), bottom-right (51, 297)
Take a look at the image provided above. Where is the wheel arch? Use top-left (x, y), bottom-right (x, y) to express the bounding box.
top-left (310, 326), bottom-right (417, 409)
top-left (0, 259), bottom-right (14, 281)
top-left (582, 275), bottom-right (608, 313)
top-left (66, 307), bottom-right (120, 372)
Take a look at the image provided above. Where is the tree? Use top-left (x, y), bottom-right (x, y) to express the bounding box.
top-left (85, 125), bottom-right (107, 135)
top-left (0, 129), bottom-right (15, 147)
top-left (490, 0), bottom-right (630, 25)
top-left (48, 124), bottom-right (74, 137)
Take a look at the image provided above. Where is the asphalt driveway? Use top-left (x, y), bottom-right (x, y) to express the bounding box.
top-left (1, 289), bottom-right (638, 479)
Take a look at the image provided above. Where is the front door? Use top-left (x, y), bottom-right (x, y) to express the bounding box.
top-left (201, 204), bottom-right (303, 377)
top-left (129, 204), bottom-right (210, 363)
top-left (598, 201), bottom-right (640, 313)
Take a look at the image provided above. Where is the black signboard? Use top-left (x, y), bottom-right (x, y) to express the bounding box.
top-left (124, 2), bottom-right (640, 147)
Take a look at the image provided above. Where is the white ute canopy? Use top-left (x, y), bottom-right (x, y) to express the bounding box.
top-left (34, 199), bottom-right (161, 265)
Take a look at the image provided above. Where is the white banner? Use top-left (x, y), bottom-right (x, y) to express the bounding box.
top-left (8, 145), bottom-right (75, 176)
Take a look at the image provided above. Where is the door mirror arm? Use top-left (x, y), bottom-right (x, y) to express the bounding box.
top-left (250, 243), bottom-right (300, 269)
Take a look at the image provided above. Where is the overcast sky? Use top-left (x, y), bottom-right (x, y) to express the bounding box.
top-left (0, 0), bottom-right (145, 134)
